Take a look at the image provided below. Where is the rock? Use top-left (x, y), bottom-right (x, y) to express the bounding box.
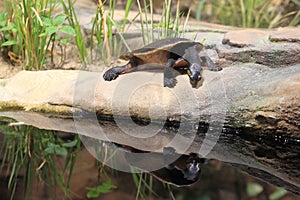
top-left (232, 68), bottom-right (300, 137)
top-left (255, 111), bottom-right (278, 125)
top-left (0, 57), bottom-right (22, 79)
top-left (219, 28), bottom-right (300, 67)
top-left (218, 41), bottom-right (300, 67)
top-left (223, 29), bottom-right (270, 47)
top-left (185, 32), bottom-right (225, 48)
top-left (269, 27), bottom-right (300, 43)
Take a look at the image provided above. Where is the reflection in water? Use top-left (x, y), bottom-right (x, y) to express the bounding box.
top-left (104, 142), bottom-right (205, 187)
top-left (0, 114), bottom-right (299, 199)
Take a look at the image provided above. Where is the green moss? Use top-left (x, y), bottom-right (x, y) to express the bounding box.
top-left (0, 101), bottom-right (25, 111)
top-left (0, 101), bottom-right (83, 117)
top-left (29, 104), bottom-right (76, 116)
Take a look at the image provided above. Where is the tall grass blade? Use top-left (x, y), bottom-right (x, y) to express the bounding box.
top-left (60, 0), bottom-right (89, 65)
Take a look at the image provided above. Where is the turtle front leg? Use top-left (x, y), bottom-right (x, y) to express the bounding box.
top-left (200, 56), bottom-right (222, 71)
top-left (103, 62), bottom-right (134, 81)
top-left (163, 58), bottom-right (177, 88)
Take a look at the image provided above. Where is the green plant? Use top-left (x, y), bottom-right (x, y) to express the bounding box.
top-left (136, 0), bottom-right (189, 44)
top-left (0, 0), bottom-right (76, 70)
top-left (269, 188), bottom-right (288, 200)
top-left (60, 0), bottom-right (89, 65)
top-left (89, 0), bottom-right (187, 67)
top-left (0, 117), bottom-right (81, 199)
top-left (0, 12), bottom-right (16, 48)
top-left (89, 0), bottom-right (133, 64)
top-left (86, 180), bottom-right (117, 198)
top-left (131, 168), bottom-right (160, 199)
top-left (0, 0), bottom-right (61, 70)
top-left (246, 182), bottom-right (263, 197)
top-left (39, 14), bottom-right (76, 66)
top-left (197, 0), bottom-right (300, 28)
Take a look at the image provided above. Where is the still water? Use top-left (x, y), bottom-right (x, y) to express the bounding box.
top-left (0, 112), bottom-right (299, 200)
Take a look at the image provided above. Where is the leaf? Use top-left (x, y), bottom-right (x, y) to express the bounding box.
top-left (60, 37), bottom-right (71, 44)
top-left (247, 182), bottom-right (263, 197)
top-left (1, 40), bottom-right (17, 46)
top-left (0, 12), bottom-right (8, 27)
top-left (54, 146), bottom-right (68, 156)
top-left (86, 181), bottom-right (117, 198)
top-left (40, 15), bottom-right (52, 27)
top-left (53, 14), bottom-right (66, 26)
top-left (86, 187), bottom-right (101, 198)
top-left (98, 181), bottom-right (117, 193)
top-left (0, 23), bottom-right (15, 31)
top-left (62, 139), bottom-right (78, 148)
top-left (44, 146), bottom-right (55, 155)
top-left (39, 33), bottom-right (47, 37)
top-left (269, 188), bottom-right (287, 200)
top-left (45, 26), bottom-right (58, 36)
top-left (60, 25), bottom-right (76, 36)
top-left (102, 181), bottom-right (117, 190)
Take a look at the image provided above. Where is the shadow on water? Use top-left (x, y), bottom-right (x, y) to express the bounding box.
top-left (0, 111), bottom-right (299, 199)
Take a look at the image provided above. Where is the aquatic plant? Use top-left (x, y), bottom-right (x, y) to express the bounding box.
top-left (0, 117), bottom-right (81, 199)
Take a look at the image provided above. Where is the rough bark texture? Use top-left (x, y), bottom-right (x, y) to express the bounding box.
top-left (0, 63), bottom-right (299, 137)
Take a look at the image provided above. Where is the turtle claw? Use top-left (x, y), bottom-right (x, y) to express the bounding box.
top-left (103, 69), bottom-right (119, 81)
top-left (164, 77), bottom-right (177, 88)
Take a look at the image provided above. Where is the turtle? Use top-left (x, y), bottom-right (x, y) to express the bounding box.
top-left (104, 142), bottom-right (205, 187)
top-left (103, 38), bottom-right (222, 88)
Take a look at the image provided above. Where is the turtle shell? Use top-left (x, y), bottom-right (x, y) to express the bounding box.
top-left (120, 38), bottom-right (204, 65)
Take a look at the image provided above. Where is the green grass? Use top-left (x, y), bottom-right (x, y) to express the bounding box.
top-left (130, 167), bottom-right (178, 200)
top-left (0, 0), bottom-right (299, 70)
top-left (136, 0), bottom-right (189, 44)
top-left (0, 0), bottom-right (58, 70)
top-left (197, 0), bottom-right (300, 28)
top-left (0, 0), bottom-right (76, 70)
top-left (60, 0), bottom-right (89, 65)
top-left (89, 0), bottom-right (133, 64)
top-left (131, 168), bottom-right (157, 199)
top-left (0, 117), bottom-right (81, 199)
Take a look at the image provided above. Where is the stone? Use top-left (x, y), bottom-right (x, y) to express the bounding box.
top-left (220, 28), bottom-right (300, 66)
top-left (255, 111), bottom-right (278, 125)
top-left (0, 57), bottom-right (22, 79)
top-left (185, 32), bottom-right (225, 48)
top-left (223, 29), bottom-right (270, 47)
top-left (218, 42), bottom-right (300, 67)
top-left (269, 27), bottom-right (300, 43)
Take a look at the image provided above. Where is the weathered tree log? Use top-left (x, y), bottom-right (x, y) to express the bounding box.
top-left (0, 63), bottom-right (299, 137)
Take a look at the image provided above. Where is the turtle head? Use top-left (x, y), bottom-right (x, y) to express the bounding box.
top-left (185, 153), bottom-right (205, 175)
top-left (186, 160), bottom-right (200, 174)
top-left (188, 63), bottom-right (202, 86)
top-left (183, 158), bottom-right (201, 181)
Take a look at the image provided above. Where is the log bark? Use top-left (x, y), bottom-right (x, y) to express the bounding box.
top-left (0, 63), bottom-right (299, 137)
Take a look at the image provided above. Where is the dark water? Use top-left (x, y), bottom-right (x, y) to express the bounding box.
top-left (0, 114), bottom-right (299, 200)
